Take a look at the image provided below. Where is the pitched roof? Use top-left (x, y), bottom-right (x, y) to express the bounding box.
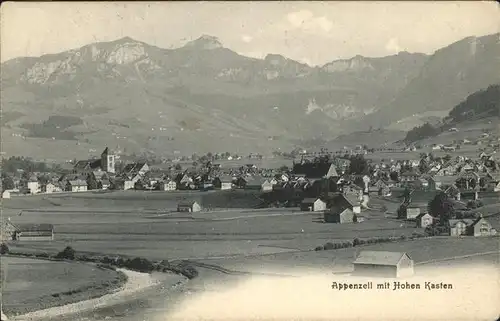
top-left (74, 159), bottom-right (101, 171)
top-left (68, 179), bottom-right (87, 186)
top-left (292, 162), bottom-right (338, 179)
top-left (15, 223), bottom-right (54, 232)
top-left (353, 251), bottom-right (410, 266)
top-left (448, 219), bottom-right (474, 227)
top-left (178, 200), bottom-right (199, 207)
top-left (122, 162), bottom-right (147, 174)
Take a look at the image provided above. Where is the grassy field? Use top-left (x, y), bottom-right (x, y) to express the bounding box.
top-left (201, 236), bottom-right (500, 275)
top-left (2, 256), bottom-right (126, 316)
top-left (3, 192), bottom-right (425, 262)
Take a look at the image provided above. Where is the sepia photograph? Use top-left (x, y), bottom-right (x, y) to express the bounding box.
top-left (1, 1), bottom-right (499, 320)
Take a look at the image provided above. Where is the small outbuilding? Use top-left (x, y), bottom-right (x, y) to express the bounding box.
top-left (14, 224), bottom-right (54, 241)
top-left (353, 251), bottom-right (414, 278)
top-left (177, 200), bottom-right (202, 213)
top-left (300, 198), bottom-right (327, 212)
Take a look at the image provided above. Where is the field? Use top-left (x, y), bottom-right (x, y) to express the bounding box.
top-left (3, 191), bottom-right (431, 262)
top-left (3, 189), bottom-right (500, 321)
top-left (2, 256), bottom-right (125, 316)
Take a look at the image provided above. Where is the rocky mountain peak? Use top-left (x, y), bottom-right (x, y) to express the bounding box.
top-left (183, 35), bottom-right (223, 50)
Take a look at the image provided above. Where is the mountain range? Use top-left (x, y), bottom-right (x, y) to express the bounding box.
top-left (1, 33), bottom-right (499, 160)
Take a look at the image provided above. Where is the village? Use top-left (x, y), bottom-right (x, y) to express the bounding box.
top-left (2, 133), bottom-right (500, 242)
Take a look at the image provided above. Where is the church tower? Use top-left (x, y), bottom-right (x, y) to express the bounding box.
top-left (101, 147), bottom-right (116, 174)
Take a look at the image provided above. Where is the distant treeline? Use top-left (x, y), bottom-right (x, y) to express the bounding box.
top-left (404, 84), bottom-right (500, 143)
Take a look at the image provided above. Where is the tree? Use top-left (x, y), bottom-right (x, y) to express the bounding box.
top-left (55, 246), bottom-right (76, 260)
top-left (348, 155), bottom-right (369, 175)
top-left (174, 164), bottom-right (182, 171)
top-left (1, 174), bottom-right (15, 190)
top-left (86, 173), bottom-right (99, 190)
top-left (428, 192), bottom-right (455, 224)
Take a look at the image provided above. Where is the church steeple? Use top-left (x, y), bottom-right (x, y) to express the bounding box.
top-left (101, 147), bottom-right (116, 174)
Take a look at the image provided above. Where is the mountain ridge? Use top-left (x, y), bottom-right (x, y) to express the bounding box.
top-left (1, 33), bottom-right (498, 159)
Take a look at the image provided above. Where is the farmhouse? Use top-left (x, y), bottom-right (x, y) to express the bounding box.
top-left (416, 213), bottom-right (433, 228)
top-left (213, 175), bottom-right (234, 190)
top-left (448, 219), bottom-right (474, 236)
top-left (65, 179), bottom-right (88, 192)
top-left (300, 198), bottom-right (327, 212)
top-left (42, 182), bottom-right (57, 193)
top-left (26, 176), bottom-right (40, 194)
top-left (245, 177), bottom-right (273, 192)
top-left (467, 217), bottom-right (497, 237)
top-left (324, 207), bottom-right (354, 224)
top-left (352, 251), bottom-right (414, 278)
top-left (177, 200), bottom-right (202, 213)
top-left (14, 224), bottom-right (55, 241)
top-left (405, 203), bottom-right (427, 220)
top-left (160, 180), bottom-right (177, 191)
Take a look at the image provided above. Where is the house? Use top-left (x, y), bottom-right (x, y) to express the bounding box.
top-left (121, 162), bottom-right (149, 182)
top-left (460, 190), bottom-right (479, 201)
top-left (66, 180), bottom-right (88, 192)
top-left (466, 217), bottom-right (497, 237)
top-left (416, 213), bottom-right (433, 228)
top-left (292, 162), bottom-right (339, 180)
top-left (352, 251), bottom-right (414, 278)
top-left (160, 180), bottom-right (177, 191)
top-left (245, 177), bottom-right (273, 192)
top-left (300, 198), bottom-right (327, 212)
top-left (177, 201), bottom-right (202, 213)
top-left (399, 170), bottom-right (420, 183)
top-left (429, 176), bottom-right (459, 191)
top-left (1, 190), bottom-right (11, 199)
top-left (324, 207), bottom-right (354, 224)
top-left (444, 185), bottom-right (461, 201)
top-left (14, 223), bottom-right (55, 241)
top-left (335, 192), bottom-right (361, 214)
top-left (213, 175), bottom-right (234, 190)
top-left (26, 176), bottom-right (39, 195)
top-left (448, 219), bottom-right (474, 236)
top-left (405, 204), bottom-right (427, 220)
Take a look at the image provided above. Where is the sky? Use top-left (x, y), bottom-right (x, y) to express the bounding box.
top-left (1, 1), bottom-right (499, 66)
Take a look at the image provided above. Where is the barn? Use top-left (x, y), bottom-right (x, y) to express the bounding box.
top-left (353, 251), bottom-right (414, 278)
top-left (14, 224), bottom-right (54, 241)
top-left (177, 201), bottom-right (202, 213)
top-left (300, 198), bottom-right (327, 212)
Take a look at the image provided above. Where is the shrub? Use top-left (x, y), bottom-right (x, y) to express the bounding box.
top-left (353, 238), bottom-right (361, 247)
top-left (0, 243), bottom-right (9, 255)
top-left (124, 257), bottom-right (154, 273)
top-left (314, 246), bottom-right (324, 251)
top-left (55, 246), bottom-right (76, 260)
top-left (399, 235), bottom-right (407, 240)
top-left (323, 242), bottom-right (334, 250)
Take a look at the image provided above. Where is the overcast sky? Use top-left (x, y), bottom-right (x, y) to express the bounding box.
top-left (1, 1), bottom-right (498, 66)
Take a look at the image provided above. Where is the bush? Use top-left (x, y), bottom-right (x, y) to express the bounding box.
top-left (353, 238), bottom-right (361, 246)
top-left (124, 257), bottom-right (154, 273)
top-left (55, 246), bottom-right (76, 260)
top-left (0, 243), bottom-right (9, 255)
top-left (399, 235), bottom-right (407, 240)
top-left (314, 246), bottom-right (324, 251)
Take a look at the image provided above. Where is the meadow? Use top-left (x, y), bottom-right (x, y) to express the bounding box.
top-left (3, 191), bottom-right (424, 262)
top-left (2, 256), bottom-right (125, 316)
